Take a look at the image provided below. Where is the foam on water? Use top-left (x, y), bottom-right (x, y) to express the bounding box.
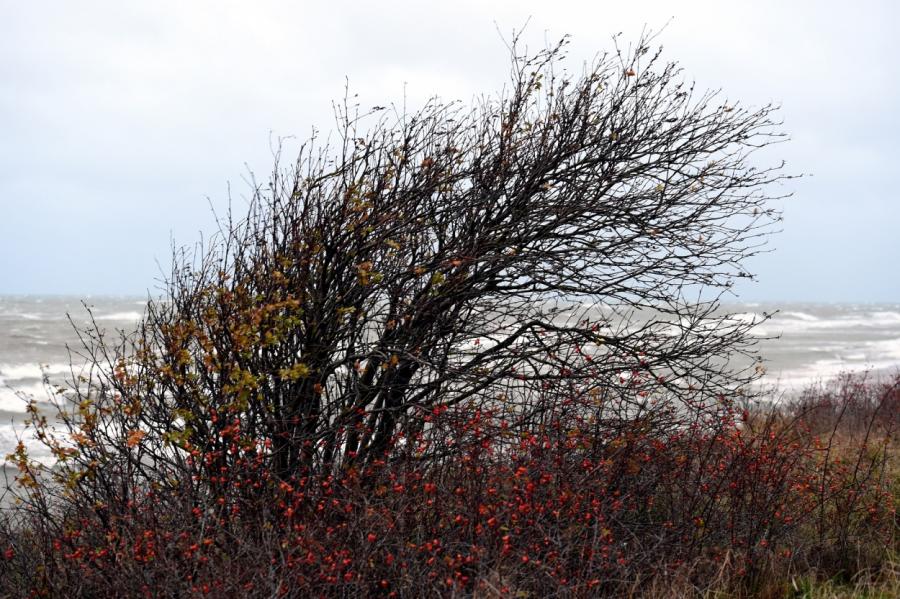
top-left (95, 311), bottom-right (143, 321)
top-left (779, 311), bottom-right (819, 321)
top-left (755, 308), bottom-right (900, 389)
top-left (753, 310), bottom-right (900, 337)
top-left (0, 422), bottom-right (56, 466)
top-left (0, 363), bottom-right (72, 381)
top-left (0, 383), bottom-right (51, 413)
top-left (16, 313), bottom-right (44, 321)
top-left (869, 337), bottom-right (900, 360)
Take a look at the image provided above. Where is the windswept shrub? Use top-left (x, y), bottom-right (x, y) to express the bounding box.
top-left (30, 31), bottom-right (786, 486)
top-left (8, 32), bottom-right (875, 597)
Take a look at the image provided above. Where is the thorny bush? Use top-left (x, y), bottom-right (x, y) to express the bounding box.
top-left (2, 373), bottom-right (897, 596)
top-left (4, 33), bottom-right (890, 598)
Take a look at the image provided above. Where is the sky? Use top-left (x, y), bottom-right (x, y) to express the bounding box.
top-left (0, 0), bottom-right (897, 301)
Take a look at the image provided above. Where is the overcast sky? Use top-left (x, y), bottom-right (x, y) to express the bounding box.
top-left (1, 1), bottom-right (897, 301)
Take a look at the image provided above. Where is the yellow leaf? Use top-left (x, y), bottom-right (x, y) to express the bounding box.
top-left (280, 363), bottom-right (311, 381)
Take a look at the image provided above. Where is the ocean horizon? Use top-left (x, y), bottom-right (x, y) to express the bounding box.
top-left (2, 295), bottom-right (899, 471)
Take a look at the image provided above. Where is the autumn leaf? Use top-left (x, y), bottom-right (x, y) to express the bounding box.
top-left (356, 261), bottom-right (377, 285)
top-left (126, 430), bottom-right (146, 448)
top-left (71, 432), bottom-right (94, 447)
top-left (280, 363), bottom-right (311, 381)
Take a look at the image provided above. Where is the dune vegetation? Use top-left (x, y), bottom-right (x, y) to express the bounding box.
top-left (2, 35), bottom-right (897, 597)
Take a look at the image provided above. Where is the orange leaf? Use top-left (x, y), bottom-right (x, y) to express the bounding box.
top-left (126, 430), bottom-right (146, 448)
top-left (71, 432), bottom-right (94, 447)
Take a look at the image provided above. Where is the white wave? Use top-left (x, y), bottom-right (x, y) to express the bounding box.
top-left (756, 311), bottom-right (900, 337)
top-left (0, 422), bottom-right (57, 466)
top-left (868, 311), bottom-right (900, 323)
top-left (779, 311), bottom-right (819, 321)
top-left (95, 311), bottom-right (142, 321)
top-left (660, 324), bottom-right (683, 337)
top-left (0, 363), bottom-right (72, 381)
top-left (0, 384), bottom-right (46, 413)
top-left (0, 311), bottom-right (69, 322)
top-left (0, 364), bottom-right (74, 415)
top-left (731, 312), bottom-right (763, 325)
top-left (763, 337), bottom-right (900, 390)
top-left (764, 360), bottom-right (849, 390)
top-left (867, 337), bottom-right (900, 360)
top-left (799, 344), bottom-right (844, 352)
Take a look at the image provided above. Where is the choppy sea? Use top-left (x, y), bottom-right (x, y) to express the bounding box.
top-left (2, 296), bottom-right (900, 479)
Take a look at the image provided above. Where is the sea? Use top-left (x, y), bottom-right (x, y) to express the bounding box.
top-left (2, 296), bottom-right (900, 494)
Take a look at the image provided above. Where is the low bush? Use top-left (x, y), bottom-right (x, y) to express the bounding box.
top-left (2, 373), bottom-right (897, 597)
